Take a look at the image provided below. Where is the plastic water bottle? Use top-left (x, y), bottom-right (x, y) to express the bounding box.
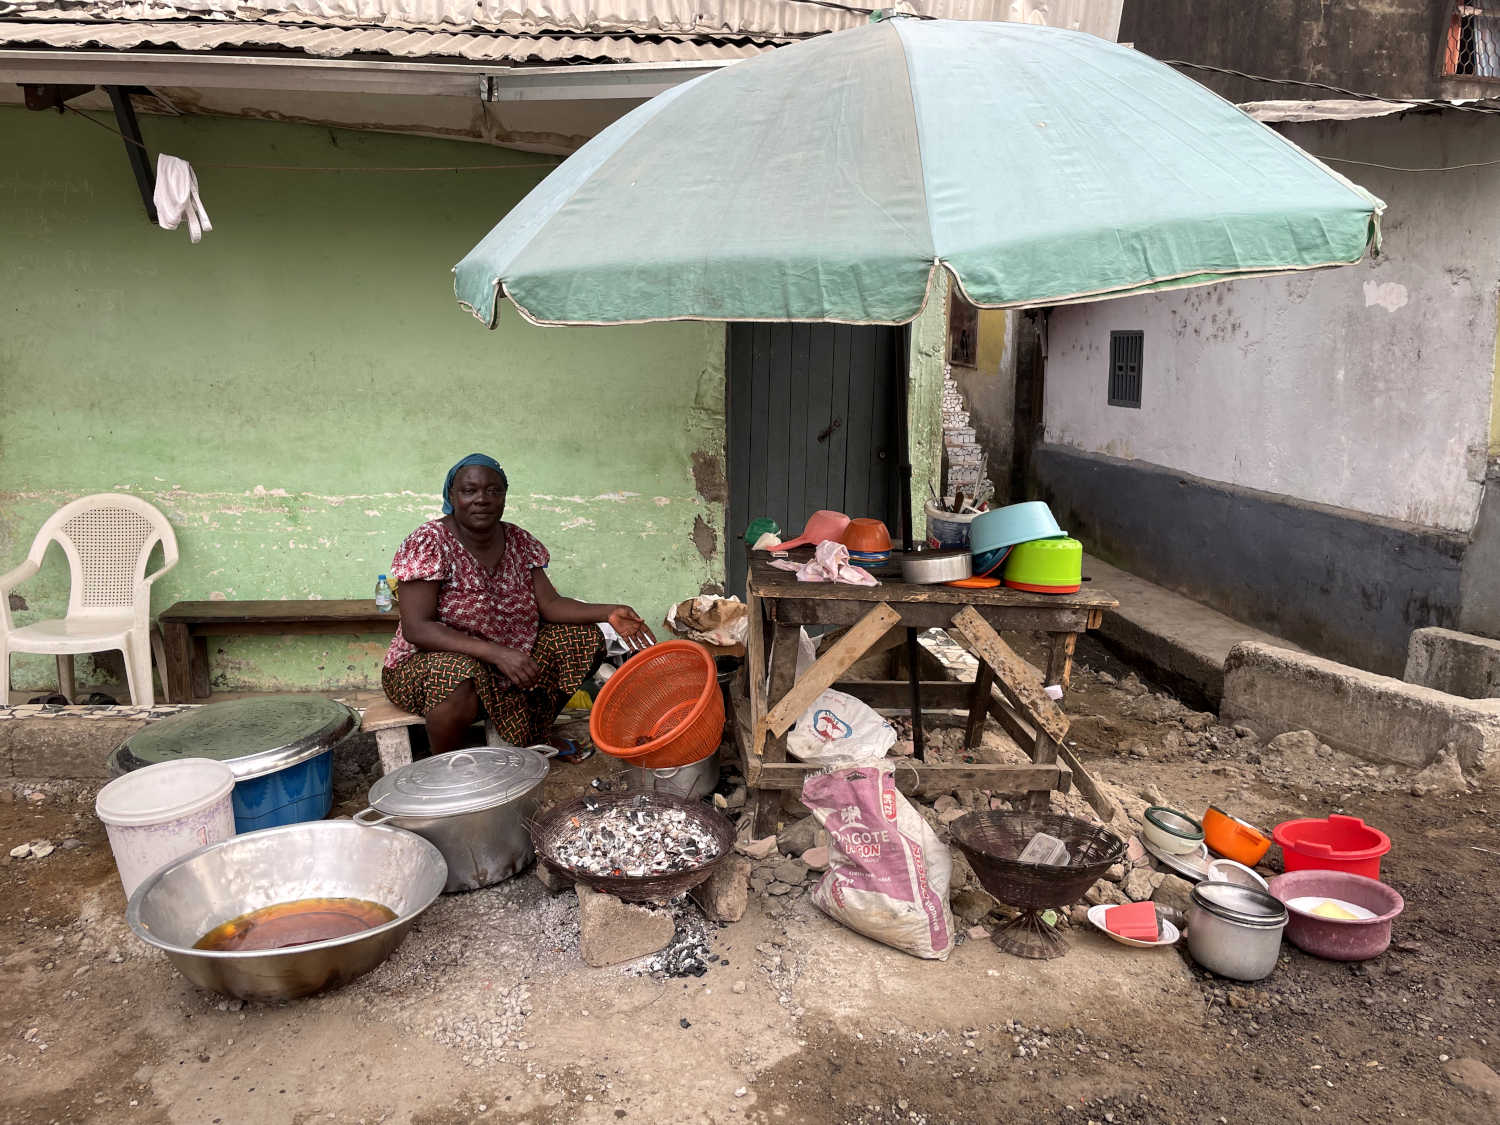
top-left (374, 575), bottom-right (393, 613)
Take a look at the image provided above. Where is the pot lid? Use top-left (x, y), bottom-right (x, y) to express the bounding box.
top-left (1192, 881), bottom-right (1288, 927)
top-left (112, 695), bottom-right (359, 781)
top-left (369, 746), bottom-right (550, 816)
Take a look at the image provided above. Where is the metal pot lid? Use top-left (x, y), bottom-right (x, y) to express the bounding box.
top-left (369, 746), bottom-right (551, 816)
top-left (1191, 881), bottom-right (1288, 927)
top-left (112, 695), bottom-right (359, 781)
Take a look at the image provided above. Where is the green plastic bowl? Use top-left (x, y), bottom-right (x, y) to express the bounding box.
top-left (1003, 537), bottom-right (1083, 592)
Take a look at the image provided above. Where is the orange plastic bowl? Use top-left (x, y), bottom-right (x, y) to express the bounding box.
top-left (841, 518), bottom-right (893, 554)
top-left (1202, 806), bottom-right (1272, 867)
top-left (588, 640), bottom-right (724, 768)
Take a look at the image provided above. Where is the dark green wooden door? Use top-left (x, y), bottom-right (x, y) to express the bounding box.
top-left (726, 323), bottom-right (901, 599)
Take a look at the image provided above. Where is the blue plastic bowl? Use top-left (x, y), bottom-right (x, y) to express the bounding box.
top-left (229, 750), bottom-right (335, 833)
top-left (970, 502), bottom-right (1064, 555)
top-left (971, 545), bottom-right (1011, 578)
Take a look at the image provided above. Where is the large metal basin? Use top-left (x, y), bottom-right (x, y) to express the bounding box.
top-left (127, 820), bottom-right (447, 1001)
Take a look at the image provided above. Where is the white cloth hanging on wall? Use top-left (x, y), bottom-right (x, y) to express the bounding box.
top-left (153, 154), bottom-right (213, 243)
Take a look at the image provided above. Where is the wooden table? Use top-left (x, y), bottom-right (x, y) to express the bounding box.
top-left (159, 600), bottom-right (398, 702)
top-left (732, 549), bottom-right (1119, 836)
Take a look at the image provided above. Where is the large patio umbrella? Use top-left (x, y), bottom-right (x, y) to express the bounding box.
top-left (454, 19), bottom-right (1382, 329)
top-left (453, 18), bottom-right (1383, 756)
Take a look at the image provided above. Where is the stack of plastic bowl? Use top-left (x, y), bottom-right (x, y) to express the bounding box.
top-left (1003, 536), bottom-right (1084, 593)
top-left (841, 518), bottom-right (893, 569)
top-left (968, 502), bottom-right (1066, 579)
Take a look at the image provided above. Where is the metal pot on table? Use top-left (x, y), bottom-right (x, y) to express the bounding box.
top-left (354, 745), bottom-right (554, 893)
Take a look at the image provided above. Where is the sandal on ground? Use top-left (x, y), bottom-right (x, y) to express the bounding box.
top-left (548, 735), bottom-right (594, 765)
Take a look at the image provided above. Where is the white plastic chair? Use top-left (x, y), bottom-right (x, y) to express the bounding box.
top-left (0, 494), bottom-right (179, 706)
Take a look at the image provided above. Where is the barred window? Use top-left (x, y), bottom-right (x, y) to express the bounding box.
top-left (1444, 3), bottom-right (1500, 78)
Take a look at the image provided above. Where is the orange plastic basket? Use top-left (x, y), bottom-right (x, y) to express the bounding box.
top-left (589, 640), bottom-right (724, 768)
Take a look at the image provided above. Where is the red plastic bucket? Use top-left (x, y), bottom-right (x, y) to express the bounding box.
top-left (1272, 814), bottom-right (1391, 880)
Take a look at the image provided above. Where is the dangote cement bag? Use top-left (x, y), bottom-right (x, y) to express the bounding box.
top-left (803, 762), bottom-right (955, 960)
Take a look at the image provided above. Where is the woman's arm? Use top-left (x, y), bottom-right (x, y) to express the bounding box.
top-left (532, 570), bottom-right (657, 651)
top-left (396, 579), bottom-right (542, 687)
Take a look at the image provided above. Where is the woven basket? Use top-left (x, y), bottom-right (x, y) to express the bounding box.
top-left (528, 791), bottom-right (737, 904)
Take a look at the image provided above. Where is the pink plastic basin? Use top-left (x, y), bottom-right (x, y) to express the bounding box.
top-left (1267, 869), bottom-right (1404, 961)
top-left (1272, 813), bottom-right (1391, 880)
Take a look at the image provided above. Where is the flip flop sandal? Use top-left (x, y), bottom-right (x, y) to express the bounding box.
top-left (26, 693), bottom-right (70, 706)
top-left (549, 735), bottom-right (594, 765)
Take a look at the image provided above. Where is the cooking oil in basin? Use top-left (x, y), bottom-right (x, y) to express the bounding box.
top-left (193, 898), bottom-right (397, 952)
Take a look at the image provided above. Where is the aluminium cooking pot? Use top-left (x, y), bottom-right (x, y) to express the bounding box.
top-left (1186, 881), bottom-right (1288, 981)
top-left (354, 745), bottom-right (554, 892)
top-left (620, 745), bottom-right (720, 800)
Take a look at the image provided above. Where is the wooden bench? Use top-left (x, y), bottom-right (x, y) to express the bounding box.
top-left (158, 600), bottom-right (399, 703)
top-left (360, 698), bottom-right (508, 776)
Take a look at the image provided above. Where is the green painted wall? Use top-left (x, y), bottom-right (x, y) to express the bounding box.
top-left (908, 270), bottom-right (949, 541)
top-left (0, 107), bottom-right (726, 696)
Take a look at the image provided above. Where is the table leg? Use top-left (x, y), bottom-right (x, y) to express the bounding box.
top-left (1026, 730), bottom-right (1060, 813)
top-left (963, 660), bottom-right (994, 752)
top-left (191, 636), bottom-right (211, 700)
top-left (1045, 632), bottom-right (1078, 690)
top-left (376, 727), bottom-right (414, 775)
top-left (905, 628), bottom-right (925, 760)
top-left (55, 655), bottom-right (75, 703)
top-left (761, 623), bottom-right (801, 764)
top-left (751, 788), bottom-right (780, 840)
top-left (161, 624), bottom-right (193, 704)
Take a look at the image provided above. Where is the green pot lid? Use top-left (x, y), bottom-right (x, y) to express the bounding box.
top-left (111, 695), bottom-right (358, 781)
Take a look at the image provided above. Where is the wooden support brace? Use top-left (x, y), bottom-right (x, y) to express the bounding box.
top-left (949, 606), bottom-right (1070, 745)
top-left (987, 686), bottom-right (1118, 823)
top-left (765, 603), bottom-right (902, 737)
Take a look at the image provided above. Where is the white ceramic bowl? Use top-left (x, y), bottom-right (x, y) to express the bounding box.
top-left (1143, 818), bottom-right (1202, 855)
top-left (1087, 904), bottom-right (1180, 948)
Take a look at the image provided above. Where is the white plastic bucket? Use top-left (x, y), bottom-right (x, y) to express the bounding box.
top-left (925, 499), bottom-right (979, 549)
top-left (96, 759), bottom-right (236, 898)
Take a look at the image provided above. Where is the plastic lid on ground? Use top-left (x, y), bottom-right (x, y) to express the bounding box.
top-left (368, 746), bottom-right (551, 817)
top-left (110, 695), bottom-right (359, 781)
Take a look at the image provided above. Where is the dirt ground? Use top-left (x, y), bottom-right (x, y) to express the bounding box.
top-left (2, 635), bottom-right (1498, 1125)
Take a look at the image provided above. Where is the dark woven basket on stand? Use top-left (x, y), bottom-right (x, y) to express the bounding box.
top-left (951, 811), bottom-right (1126, 960)
top-left (528, 791), bottom-right (737, 904)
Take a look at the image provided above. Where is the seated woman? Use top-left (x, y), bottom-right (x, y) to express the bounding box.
top-left (381, 454), bottom-right (654, 757)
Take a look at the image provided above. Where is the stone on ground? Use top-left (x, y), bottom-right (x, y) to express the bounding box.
top-left (575, 884), bottom-right (674, 967)
top-left (772, 857), bottom-right (809, 885)
top-left (801, 846), bottom-right (830, 870)
top-left (533, 859), bottom-right (574, 893)
top-left (1122, 868), bottom-right (1155, 903)
top-left (1086, 879), bottom-right (1130, 907)
top-left (1151, 874), bottom-right (1194, 916)
top-left (735, 835), bottom-right (778, 860)
top-left (776, 814), bottom-right (820, 857)
top-left (690, 855), bottom-right (752, 923)
top-left (951, 887), bottom-right (997, 924)
top-left (1443, 1057), bottom-right (1500, 1100)
top-left (1410, 745), bottom-right (1469, 794)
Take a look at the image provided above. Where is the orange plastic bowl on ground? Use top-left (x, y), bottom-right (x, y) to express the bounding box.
top-left (841, 518), bottom-right (892, 554)
top-left (1202, 806), bottom-right (1272, 867)
top-left (588, 640), bottom-right (724, 768)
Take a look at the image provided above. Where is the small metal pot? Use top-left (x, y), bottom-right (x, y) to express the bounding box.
top-left (900, 548), bottom-right (972, 585)
top-left (1186, 881), bottom-right (1288, 981)
top-left (621, 747), bottom-right (720, 800)
top-left (354, 745), bottom-right (553, 893)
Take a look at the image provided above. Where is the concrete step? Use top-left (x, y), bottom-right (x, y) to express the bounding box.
top-left (1081, 553), bottom-right (1304, 709)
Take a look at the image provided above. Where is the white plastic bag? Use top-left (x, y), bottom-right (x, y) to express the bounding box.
top-left (786, 688), bottom-right (897, 765)
top-left (803, 761), bottom-right (955, 960)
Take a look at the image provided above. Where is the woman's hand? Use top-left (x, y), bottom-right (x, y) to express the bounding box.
top-left (489, 645), bottom-right (542, 689)
top-left (607, 606), bottom-right (657, 652)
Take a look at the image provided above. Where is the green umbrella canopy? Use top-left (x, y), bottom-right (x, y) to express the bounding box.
top-left (454, 19), bottom-right (1383, 328)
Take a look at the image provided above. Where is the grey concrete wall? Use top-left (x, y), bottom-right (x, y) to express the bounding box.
top-left (1405, 626), bottom-right (1500, 699)
top-left (1032, 443), bottom-right (1466, 676)
top-left (1119, 0), bottom-right (1490, 104)
top-left (1223, 641), bottom-right (1500, 774)
top-left (1042, 110), bottom-right (1500, 537)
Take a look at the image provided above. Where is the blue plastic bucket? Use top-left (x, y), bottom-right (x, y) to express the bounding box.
top-left (229, 750), bottom-right (335, 833)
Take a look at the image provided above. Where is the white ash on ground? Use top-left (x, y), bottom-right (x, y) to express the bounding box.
top-left (637, 904), bottom-right (717, 978)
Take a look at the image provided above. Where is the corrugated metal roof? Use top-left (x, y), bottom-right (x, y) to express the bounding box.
top-left (0, 18), bottom-right (770, 59)
top-left (0, 0), bottom-right (1120, 40)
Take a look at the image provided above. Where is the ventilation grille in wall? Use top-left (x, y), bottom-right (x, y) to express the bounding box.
top-left (1445, 2), bottom-right (1500, 77)
top-left (1108, 330), bottom-right (1143, 409)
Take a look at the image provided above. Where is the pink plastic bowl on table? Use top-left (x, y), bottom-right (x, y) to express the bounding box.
top-left (1267, 869), bottom-right (1404, 961)
top-left (1272, 813), bottom-right (1391, 880)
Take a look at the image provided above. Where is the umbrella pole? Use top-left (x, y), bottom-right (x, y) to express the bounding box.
top-left (896, 323), bottom-right (925, 762)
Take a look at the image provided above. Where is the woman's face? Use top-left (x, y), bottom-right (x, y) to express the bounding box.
top-left (449, 465), bottom-right (507, 532)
